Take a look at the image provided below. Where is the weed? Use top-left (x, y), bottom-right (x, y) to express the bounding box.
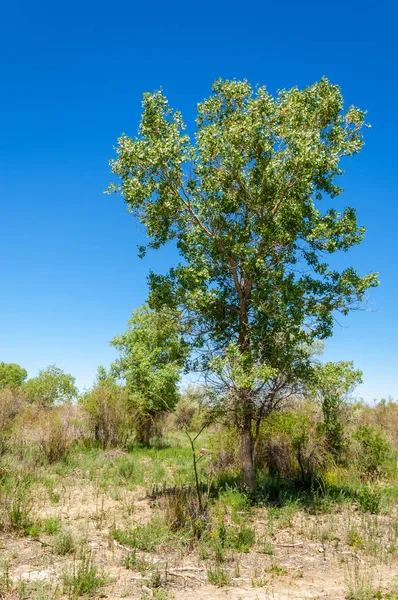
top-left (112, 519), bottom-right (170, 552)
top-left (260, 540), bottom-right (275, 555)
top-left (43, 517), bottom-right (62, 535)
top-left (122, 549), bottom-right (150, 573)
top-left (52, 529), bottom-right (75, 555)
top-left (268, 562), bottom-right (288, 576)
top-left (0, 560), bottom-right (11, 595)
top-left (347, 528), bottom-right (364, 550)
top-left (357, 486), bottom-right (382, 514)
top-left (233, 526), bottom-right (256, 552)
top-left (207, 565), bottom-right (231, 586)
top-left (345, 562), bottom-right (379, 600)
top-left (62, 552), bottom-right (107, 599)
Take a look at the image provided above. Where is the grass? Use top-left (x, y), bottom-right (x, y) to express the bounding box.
top-left (52, 529), bottom-right (75, 555)
top-left (207, 565), bottom-right (232, 586)
top-left (62, 552), bottom-right (108, 599)
top-left (2, 429), bottom-right (398, 597)
top-left (112, 519), bottom-right (171, 552)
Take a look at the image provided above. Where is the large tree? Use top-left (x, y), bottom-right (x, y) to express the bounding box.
top-left (108, 78), bottom-right (378, 488)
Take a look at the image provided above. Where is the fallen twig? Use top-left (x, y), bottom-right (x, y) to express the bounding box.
top-left (276, 541), bottom-right (304, 548)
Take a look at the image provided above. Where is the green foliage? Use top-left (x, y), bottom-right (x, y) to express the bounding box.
top-left (109, 77), bottom-right (378, 487)
top-left (42, 517), bottom-right (62, 535)
top-left (111, 304), bottom-right (187, 444)
top-left (312, 361), bottom-right (362, 460)
top-left (353, 425), bottom-right (391, 477)
top-left (356, 485), bottom-right (382, 514)
top-left (0, 388), bottom-right (24, 452)
top-left (23, 365), bottom-right (77, 407)
top-left (112, 519), bottom-right (170, 552)
top-left (122, 549), bottom-right (150, 573)
top-left (0, 362), bottom-right (27, 390)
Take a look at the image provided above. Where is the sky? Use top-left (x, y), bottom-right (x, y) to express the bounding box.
top-left (0, 0), bottom-right (397, 401)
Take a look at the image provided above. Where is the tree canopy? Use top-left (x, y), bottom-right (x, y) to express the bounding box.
top-left (111, 304), bottom-right (187, 443)
top-left (0, 362), bottom-right (27, 390)
top-left (23, 365), bottom-right (78, 407)
top-left (109, 78), bottom-right (378, 487)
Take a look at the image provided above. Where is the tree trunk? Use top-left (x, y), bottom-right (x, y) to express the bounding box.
top-left (239, 410), bottom-right (255, 491)
top-left (136, 414), bottom-right (152, 446)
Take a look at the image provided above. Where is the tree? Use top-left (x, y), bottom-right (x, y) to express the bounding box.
top-left (108, 78), bottom-right (378, 488)
top-left (0, 362), bottom-right (27, 390)
top-left (311, 361), bottom-right (362, 460)
top-left (23, 365), bottom-right (78, 407)
top-left (110, 304), bottom-right (187, 445)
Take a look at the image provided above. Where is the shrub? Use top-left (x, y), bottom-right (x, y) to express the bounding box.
top-left (0, 478), bottom-right (32, 534)
top-left (35, 406), bottom-right (77, 463)
top-left (257, 407), bottom-right (329, 485)
top-left (0, 388), bottom-right (23, 453)
top-left (80, 381), bottom-right (133, 449)
top-left (356, 485), bottom-right (382, 514)
top-left (353, 425), bottom-right (391, 478)
top-left (52, 529), bottom-right (75, 555)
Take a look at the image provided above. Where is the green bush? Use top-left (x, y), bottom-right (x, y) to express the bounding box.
top-left (356, 485), bottom-right (382, 514)
top-left (353, 425), bottom-right (390, 477)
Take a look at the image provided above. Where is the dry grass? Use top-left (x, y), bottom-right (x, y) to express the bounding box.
top-left (1, 434), bottom-right (398, 600)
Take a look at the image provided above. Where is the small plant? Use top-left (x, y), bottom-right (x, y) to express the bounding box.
top-left (260, 539), bottom-right (275, 555)
top-left (43, 517), bottom-right (62, 535)
top-left (357, 486), bottom-right (382, 514)
top-left (26, 520), bottom-right (42, 538)
top-left (9, 487), bottom-right (32, 534)
top-left (252, 577), bottom-right (268, 587)
top-left (268, 562), bottom-right (288, 576)
top-left (150, 569), bottom-right (162, 588)
top-left (345, 562), bottom-right (379, 600)
top-left (52, 529), bottom-right (75, 555)
top-left (207, 565), bottom-right (231, 587)
top-left (122, 549), bottom-right (150, 573)
top-left (62, 552), bottom-right (107, 599)
top-left (233, 526), bottom-right (256, 552)
top-left (347, 528), bottom-right (364, 550)
top-left (0, 560), bottom-right (11, 595)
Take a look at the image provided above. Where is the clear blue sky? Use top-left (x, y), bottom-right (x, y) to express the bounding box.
top-left (1, 0), bottom-right (396, 400)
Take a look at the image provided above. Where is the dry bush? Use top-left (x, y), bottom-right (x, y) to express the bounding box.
top-left (15, 403), bottom-right (84, 463)
top-left (256, 405), bottom-right (329, 484)
top-left (359, 400), bottom-right (398, 453)
top-left (209, 427), bottom-right (240, 473)
top-left (0, 388), bottom-right (24, 453)
top-left (80, 381), bottom-right (133, 448)
top-left (257, 435), bottom-right (296, 479)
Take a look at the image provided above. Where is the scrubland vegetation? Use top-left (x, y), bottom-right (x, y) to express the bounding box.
top-left (1, 375), bottom-right (398, 599)
top-left (1, 77), bottom-right (391, 599)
